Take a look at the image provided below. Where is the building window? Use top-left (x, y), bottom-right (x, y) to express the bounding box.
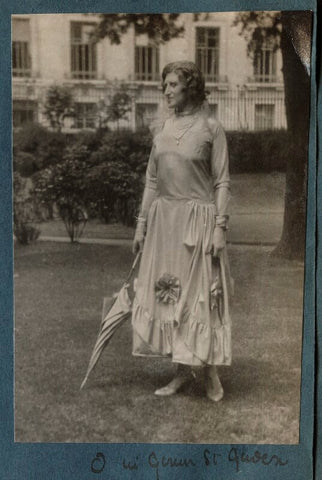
top-left (135, 45), bottom-right (160, 81)
top-left (13, 100), bottom-right (37, 127)
top-left (196, 27), bottom-right (220, 83)
top-left (73, 103), bottom-right (97, 129)
top-left (71, 22), bottom-right (97, 80)
top-left (12, 19), bottom-right (31, 77)
top-left (254, 104), bottom-right (275, 130)
top-left (254, 44), bottom-right (277, 83)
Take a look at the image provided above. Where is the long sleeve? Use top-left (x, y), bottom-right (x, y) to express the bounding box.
top-left (210, 121), bottom-right (230, 218)
top-left (138, 144), bottom-right (158, 221)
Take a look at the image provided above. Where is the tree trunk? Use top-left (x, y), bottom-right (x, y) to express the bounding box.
top-left (272, 11), bottom-right (311, 260)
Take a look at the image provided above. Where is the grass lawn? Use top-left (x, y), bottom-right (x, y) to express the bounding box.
top-left (14, 241), bottom-right (303, 444)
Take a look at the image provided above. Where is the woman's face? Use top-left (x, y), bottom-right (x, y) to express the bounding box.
top-left (163, 72), bottom-right (188, 111)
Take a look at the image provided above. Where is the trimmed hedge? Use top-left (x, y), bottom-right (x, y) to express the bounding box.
top-left (227, 130), bottom-right (289, 173)
top-left (14, 124), bottom-right (289, 178)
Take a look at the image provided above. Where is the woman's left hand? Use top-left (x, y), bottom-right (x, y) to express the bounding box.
top-left (212, 226), bottom-right (226, 257)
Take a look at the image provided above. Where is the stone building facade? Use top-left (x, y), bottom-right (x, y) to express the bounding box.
top-left (12, 12), bottom-right (287, 131)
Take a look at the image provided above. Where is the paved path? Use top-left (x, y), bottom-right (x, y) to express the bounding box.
top-left (39, 212), bottom-right (283, 248)
top-left (39, 236), bottom-right (133, 246)
top-left (39, 210), bottom-right (284, 247)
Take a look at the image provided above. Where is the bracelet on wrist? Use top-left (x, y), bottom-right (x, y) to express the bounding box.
top-left (215, 215), bottom-right (229, 231)
top-left (215, 225), bottom-right (228, 232)
top-left (135, 216), bottom-right (147, 225)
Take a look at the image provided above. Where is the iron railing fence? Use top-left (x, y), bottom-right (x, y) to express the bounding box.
top-left (12, 81), bottom-right (287, 131)
top-left (207, 87), bottom-right (286, 131)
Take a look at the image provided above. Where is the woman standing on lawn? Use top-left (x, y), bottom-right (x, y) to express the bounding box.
top-left (132, 61), bottom-right (232, 402)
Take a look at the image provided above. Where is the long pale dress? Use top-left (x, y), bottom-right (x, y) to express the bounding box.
top-left (132, 109), bottom-right (232, 366)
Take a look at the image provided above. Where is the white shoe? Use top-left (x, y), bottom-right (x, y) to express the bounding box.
top-left (154, 365), bottom-right (192, 396)
top-left (205, 366), bottom-right (224, 402)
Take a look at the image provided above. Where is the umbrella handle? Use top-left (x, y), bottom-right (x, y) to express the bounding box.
top-left (124, 251), bottom-right (142, 284)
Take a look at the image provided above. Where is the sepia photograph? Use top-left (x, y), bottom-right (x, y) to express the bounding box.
top-left (12, 10), bottom-right (312, 445)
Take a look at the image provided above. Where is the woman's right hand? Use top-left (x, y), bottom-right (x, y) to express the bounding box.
top-left (212, 226), bottom-right (226, 258)
top-left (132, 217), bottom-right (146, 254)
top-left (132, 233), bottom-right (145, 255)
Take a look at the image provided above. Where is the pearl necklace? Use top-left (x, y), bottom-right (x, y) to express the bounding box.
top-left (172, 113), bottom-right (198, 146)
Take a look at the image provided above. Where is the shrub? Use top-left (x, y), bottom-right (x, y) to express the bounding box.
top-left (33, 144), bottom-right (91, 242)
top-left (37, 133), bottom-right (66, 168)
top-left (57, 203), bottom-right (88, 243)
top-left (86, 130), bottom-right (151, 225)
top-left (86, 157), bottom-right (144, 225)
top-left (98, 90), bottom-right (132, 130)
top-left (13, 123), bottom-right (48, 154)
top-left (32, 128), bottom-right (151, 226)
top-left (13, 123), bottom-right (67, 175)
top-left (13, 151), bottom-right (41, 177)
top-left (67, 128), bottom-right (107, 152)
top-left (43, 85), bottom-right (75, 132)
top-left (13, 172), bottom-right (40, 245)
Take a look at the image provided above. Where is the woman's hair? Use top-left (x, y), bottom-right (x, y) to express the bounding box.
top-left (161, 61), bottom-right (207, 106)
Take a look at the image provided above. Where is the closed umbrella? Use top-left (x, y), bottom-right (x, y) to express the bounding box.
top-left (80, 252), bottom-right (141, 390)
